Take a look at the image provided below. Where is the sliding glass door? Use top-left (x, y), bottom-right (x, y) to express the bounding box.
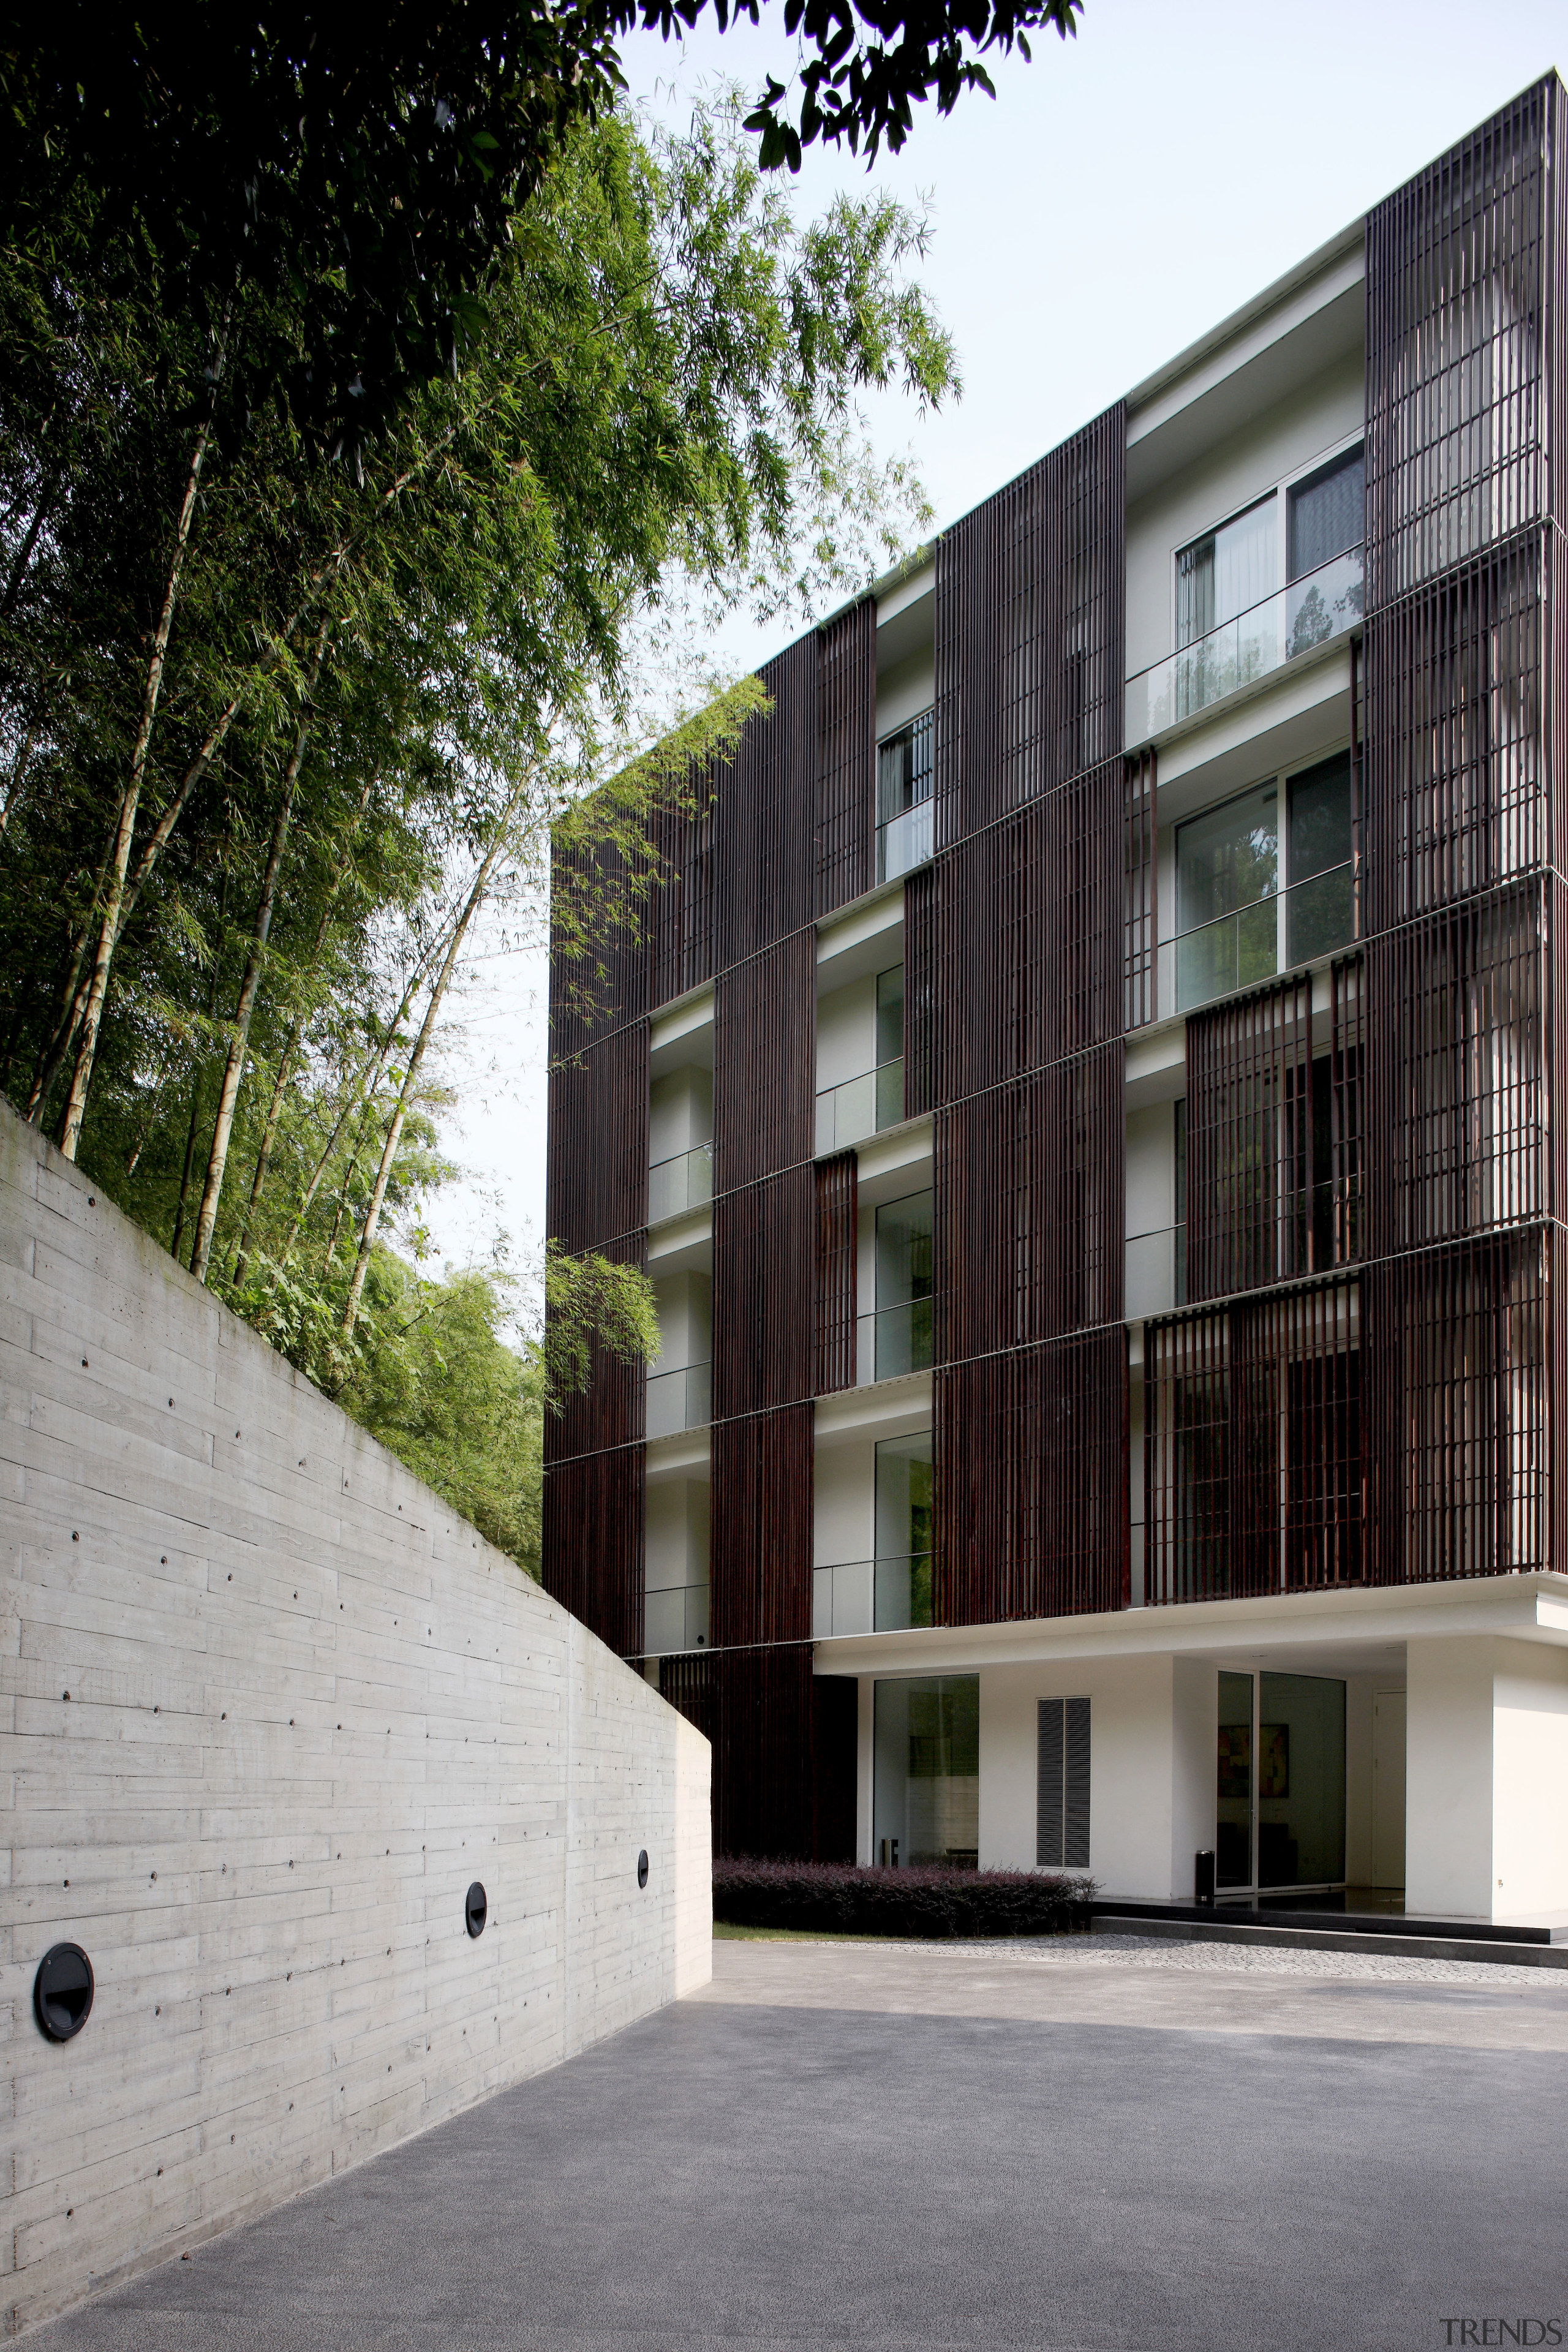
top-left (1216, 1669), bottom-right (1347, 1894)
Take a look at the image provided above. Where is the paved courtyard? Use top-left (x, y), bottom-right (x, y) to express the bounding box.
top-left (30, 1932), bottom-right (1568, 2351)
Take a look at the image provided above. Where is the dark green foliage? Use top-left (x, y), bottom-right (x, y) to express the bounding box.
top-left (713, 1857), bottom-right (1094, 1937)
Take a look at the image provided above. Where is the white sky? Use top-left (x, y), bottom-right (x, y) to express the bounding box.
top-left (421, 1), bottom-right (1565, 1305)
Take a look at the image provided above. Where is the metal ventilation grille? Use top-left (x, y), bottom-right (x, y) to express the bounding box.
top-left (1037, 1696), bottom-right (1091, 1869)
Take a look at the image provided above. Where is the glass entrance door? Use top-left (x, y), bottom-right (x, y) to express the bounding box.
top-left (1216, 1669), bottom-right (1348, 1896)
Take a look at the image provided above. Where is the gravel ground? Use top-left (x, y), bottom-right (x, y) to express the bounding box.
top-left (769, 1928), bottom-right (1568, 1988)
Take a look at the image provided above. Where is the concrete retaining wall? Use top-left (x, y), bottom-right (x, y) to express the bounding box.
top-left (0, 1102), bottom-right (710, 2337)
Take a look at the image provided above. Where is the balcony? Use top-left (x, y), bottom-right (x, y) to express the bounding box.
top-left (1125, 545), bottom-right (1363, 748)
top-left (644, 1581), bottom-right (709, 1654)
top-left (1161, 861), bottom-right (1357, 1014)
top-left (1126, 1222), bottom-right (1188, 1321)
top-left (645, 1360), bottom-right (712, 1438)
top-left (812, 1553), bottom-right (932, 1638)
top-left (815, 1057), bottom-right (905, 1156)
top-left (878, 799), bottom-right (933, 883)
top-left (648, 1142), bottom-right (712, 1225)
top-left (856, 1298), bottom-right (933, 1383)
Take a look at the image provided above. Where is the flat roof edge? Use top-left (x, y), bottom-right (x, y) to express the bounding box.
top-left (1125, 217), bottom-right (1366, 423)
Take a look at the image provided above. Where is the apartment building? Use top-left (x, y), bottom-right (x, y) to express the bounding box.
top-left (544, 76), bottom-right (1568, 1924)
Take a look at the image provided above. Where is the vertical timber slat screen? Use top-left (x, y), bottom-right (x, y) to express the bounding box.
top-left (545, 1022), bottom-right (649, 1257)
top-left (1365, 77), bottom-right (1559, 614)
top-left (1365, 876), bottom-right (1557, 1257)
top-left (937, 1046), bottom-right (1125, 1360)
top-left (713, 932), bottom-right (815, 1195)
top-left (1362, 537), bottom-right (1552, 932)
top-left (714, 634), bottom-right (818, 970)
top-left (1363, 1226), bottom-right (1562, 1583)
top-left (933, 1327), bottom-right (1127, 1626)
top-left (1125, 748), bottom-right (1158, 1029)
top-left (713, 1170), bottom-right (815, 1419)
top-left (933, 404), bottom-right (1127, 848)
top-left (1186, 976), bottom-right (1314, 1303)
top-left (710, 1405), bottom-right (815, 1648)
top-left (542, 1444), bottom-right (646, 1658)
top-left (648, 767), bottom-right (717, 1010)
top-left (1144, 1276), bottom-right (1362, 1605)
top-left (904, 866), bottom-right (935, 1117)
top-left (813, 1153), bottom-right (858, 1395)
top-left (815, 600), bottom-right (876, 916)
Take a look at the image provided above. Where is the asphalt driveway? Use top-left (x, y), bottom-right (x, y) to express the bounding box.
top-left (28, 1934), bottom-right (1568, 2352)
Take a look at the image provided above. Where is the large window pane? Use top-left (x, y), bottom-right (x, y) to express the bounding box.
top-left (1257, 1673), bottom-right (1347, 1888)
top-left (874, 1434), bottom-right (932, 1630)
top-left (877, 710), bottom-right (934, 824)
top-left (1216, 1670), bottom-right (1253, 1888)
top-left (1287, 750), bottom-right (1356, 965)
top-left (876, 965), bottom-right (905, 1068)
top-left (1288, 446), bottom-right (1365, 581)
top-left (1177, 497), bottom-right (1278, 649)
top-left (1177, 784), bottom-right (1278, 933)
top-left (873, 1676), bottom-right (979, 1868)
top-left (875, 1189), bottom-right (933, 1376)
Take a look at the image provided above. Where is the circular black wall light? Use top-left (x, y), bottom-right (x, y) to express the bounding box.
top-left (35, 1945), bottom-right (94, 2043)
top-left (637, 1850), bottom-right (650, 1891)
top-left (465, 1882), bottom-right (488, 1939)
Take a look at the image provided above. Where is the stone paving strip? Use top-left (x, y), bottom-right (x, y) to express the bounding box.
top-left (698, 1927), bottom-right (1568, 2052)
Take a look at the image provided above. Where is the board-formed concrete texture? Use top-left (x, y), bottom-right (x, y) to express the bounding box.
top-left (0, 1100), bottom-right (712, 2337)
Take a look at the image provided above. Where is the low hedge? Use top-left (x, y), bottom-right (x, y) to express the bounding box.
top-left (714, 1857), bottom-right (1093, 1940)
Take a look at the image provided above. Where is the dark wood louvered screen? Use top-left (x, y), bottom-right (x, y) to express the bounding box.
top-left (813, 1153), bottom-right (858, 1396)
top-left (713, 634), bottom-right (818, 971)
top-left (935, 1046), bottom-right (1124, 1362)
top-left (1036, 1697), bottom-right (1091, 1870)
top-left (1365, 876), bottom-right (1562, 1259)
top-left (1186, 976), bottom-right (1314, 1304)
top-left (712, 1173), bottom-right (815, 1420)
top-left (1125, 748), bottom-right (1158, 1030)
top-left (709, 1404), bottom-right (814, 1648)
top-left (648, 767), bottom-right (717, 1010)
top-left (933, 407), bottom-right (1126, 849)
top-left (933, 1329), bottom-right (1127, 1627)
top-left (658, 1643), bottom-right (825, 1860)
top-left (712, 932), bottom-right (815, 1196)
top-left (541, 1444), bottom-right (646, 1658)
top-left (1363, 1226), bottom-right (1563, 1586)
top-left (1362, 540), bottom-right (1553, 935)
top-left (1144, 1276), bottom-right (1362, 1607)
top-left (1364, 77), bottom-right (1562, 615)
top-left (903, 866), bottom-right (935, 1118)
top-left (545, 1020), bottom-right (649, 1258)
top-left (815, 599), bottom-right (877, 918)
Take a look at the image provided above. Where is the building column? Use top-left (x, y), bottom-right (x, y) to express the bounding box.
top-left (1407, 1637), bottom-right (1568, 1923)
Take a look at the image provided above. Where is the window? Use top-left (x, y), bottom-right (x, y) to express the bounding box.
top-left (874, 1189), bottom-right (933, 1376)
top-left (874, 1676), bottom-right (978, 1867)
top-left (1288, 446), bottom-right (1364, 581)
top-left (1172, 755), bottom-right (1357, 1010)
top-left (876, 711), bottom-right (934, 881)
top-left (1286, 750), bottom-right (1355, 965)
top-left (874, 1433), bottom-right (932, 1630)
top-left (876, 965), bottom-right (904, 1069)
top-left (1177, 498), bottom-right (1277, 649)
top-left (1036, 1697), bottom-right (1091, 1869)
top-left (1175, 781), bottom-right (1278, 1006)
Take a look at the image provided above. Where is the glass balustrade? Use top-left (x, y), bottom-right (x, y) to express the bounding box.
top-left (1125, 545), bottom-right (1364, 747)
top-left (1125, 1223), bottom-right (1188, 1321)
top-left (855, 1298), bottom-right (934, 1382)
top-left (647, 1142), bottom-right (712, 1226)
top-left (1158, 861), bottom-right (1357, 1014)
top-left (644, 1360), bottom-right (712, 1439)
top-left (812, 1554), bottom-right (933, 1638)
top-left (644, 1582), bottom-right (710, 1655)
top-left (815, 1057), bottom-right (905, 1156)
top-left (877, 799), bottom-right (934, 883)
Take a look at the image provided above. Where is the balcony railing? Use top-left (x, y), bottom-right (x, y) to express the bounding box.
top-left (856, 1297), bottom-right (933, 1383)
top-left (815, 1057), bottom-right (905, 1156)
top-left (648, 1142), bottom-right (713, 1225)
top-left (1161, 861), bottom-right (1357, 1015)
top-left (645, 1360), bottom-right (712, 1439)
top-left (1126, 1223), bottom-right (1188, 1321)
top-left (1125, 545), bottom-right (1364, 747)
top-left (644, 1581), bottom-right (709, 1656)
top-left (812, 1553), bottom-right (933, 1639)
top-left (877, 798), bottom-right (933, 883)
